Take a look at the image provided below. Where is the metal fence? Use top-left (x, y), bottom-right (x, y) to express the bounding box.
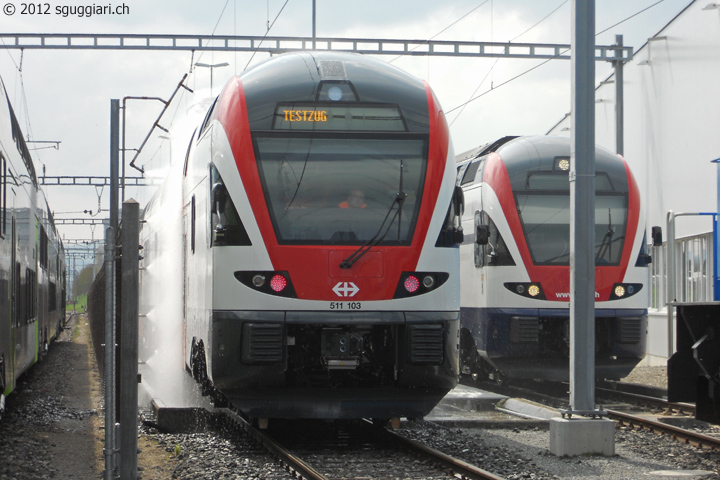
top-left (649, 231), bottom-right (714, 309)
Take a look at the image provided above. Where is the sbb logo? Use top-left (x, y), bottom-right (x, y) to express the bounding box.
top-left (332, 282), bottom-right (359, 297)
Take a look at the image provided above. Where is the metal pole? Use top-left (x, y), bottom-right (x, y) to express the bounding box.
top-left (613, 34), bottom-right (624, 156)
top-left (716, 160), bottom-right (720, 301)
top-left (666, 210), bottom-right (675, 359)
top-left (119, 199), bottom-right (140, 480)
top-left (121, 101), bottom-right (126, 204)
top-left (312, 0), bottom-right (316, 50)
top-left (103, 227), bottom-right (115, 480)
top-left (110, 100), bottom-right (120, 233)
top-left (569, 0), bottom-right (596, 414)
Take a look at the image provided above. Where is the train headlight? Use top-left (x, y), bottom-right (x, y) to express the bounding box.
top-left (554, 156), bottom-right (570, 171)
top-left (504, 282), bottom-right (546, 300)
top-left (393, 272), bottom-right (450, 298)
top-left (609, 283), bottom-right (642, 300)
top-left (327, 86), bottom-right (343, 101)
top-left (234, 271), bottom-right (297, 298)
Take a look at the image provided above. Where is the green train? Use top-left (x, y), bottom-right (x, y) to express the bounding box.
top-left (0, 75), bottom-right (67, 418)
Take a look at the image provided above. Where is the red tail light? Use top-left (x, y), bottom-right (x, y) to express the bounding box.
top-left (270, 274), bottom-right (288, 292)
top-left (394, 272), bottom-right (449, 298)
top-left (404, 275), bottom-right (420, 293)
top-left (234, 271), bottom-right (297, 298)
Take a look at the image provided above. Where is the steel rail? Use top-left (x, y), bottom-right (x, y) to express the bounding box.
top-left (222, 409), bottom-right (328, 480)
top-left (383, 427), bottom-right (507, 480)
top-left (608, 410), bottom-right (720, 451)
top-left (596, 386), bottom-right (696, 417)
top-left (224, 407), bottom-right (508, 480)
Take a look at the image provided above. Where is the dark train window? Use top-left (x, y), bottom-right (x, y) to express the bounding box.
top-left (255, 135), bottom-right (426, 245)
top-left (183, 128), bottom-right (197, 177)
top-left (40, 226), bottom-right (48, 269)
top-left (461, 159), bottom-right (482, 185)
top-left (190, 195), bottom-right (196, 254)
top-left (199, 97), bottom-right (218, 135)
top-left (18, 267), bottom-right (37, 325)
top-left (477, 211), bottom-right (515, 267)
top-left (14, 262), bottom-right (21, 327)
top-left (209, 164), bottom-right (251, 247)
top-left (49, 281), bottom-right (57, 312)
top-left (28, 268), bottom-right (36, 322)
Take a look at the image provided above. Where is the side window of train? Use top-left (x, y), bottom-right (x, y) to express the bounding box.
top-left (477, 211), bottom-right (515, 267)
top-left (199, 97), bottom-right (218, 136)
top-left (191, 195), bottom-right (196, 254)
top-left (209, 164), bottom-right (251, 247)
top-left (14, 263), bottom-right (21, 327)
top-left (456, 163), bottom-right (468, 185)
top-left (39, 225), bottom-right (48, 270)
top-left (183, 128), bottom-right (197, 177)
top-left (461, 159), bottom-right (482, 186)
top-left (474, 211), bottom-right (484, 267)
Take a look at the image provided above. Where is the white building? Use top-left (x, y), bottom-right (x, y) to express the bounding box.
top-left (547, 0), bottom-right (720, 364)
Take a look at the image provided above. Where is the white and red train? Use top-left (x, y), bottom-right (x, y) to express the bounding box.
top-left (141, 52), bottom-right (463, 421)
top-left (457, 136), bottom-right (649, 382)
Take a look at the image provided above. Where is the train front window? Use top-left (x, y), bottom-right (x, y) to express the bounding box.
top-left (516, 193), bottom-right (628, 266)
top-left (255, 135), bottom-right (427, 245)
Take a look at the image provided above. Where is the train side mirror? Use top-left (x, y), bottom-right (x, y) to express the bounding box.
top-left (476, 224), bottom-right (489, 245)
top-left (212, 182), bottom-right (228, 245)
top-left (453, 226), bottom-right (464, 245)
top-left (651, 226), bottom-right (663, 246)
top-left (212, 182), bottom-right (228, 217)
top-left (453, 185), bottom-right (465, 217)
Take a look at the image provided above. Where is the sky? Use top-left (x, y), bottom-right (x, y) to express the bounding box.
top-left (0, 0), bottom-right (695, 274)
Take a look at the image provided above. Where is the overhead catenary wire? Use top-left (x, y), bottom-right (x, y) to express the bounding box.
top-left (450, 0), bottom-right (569, 126)
top-left (243, 0), bottom-right (292, 71)
top-left (193, 0), bottom-right (232, 68)
top-left (387, 1), bottom-right (490, 65)
top-left (447, 0), bottom-right (670, 119)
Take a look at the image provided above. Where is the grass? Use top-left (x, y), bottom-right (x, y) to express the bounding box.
top-left (68, 294), bottom-right (88, 312)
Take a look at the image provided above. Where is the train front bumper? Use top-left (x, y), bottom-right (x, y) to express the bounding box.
top-left (209, 309), bottom-right (459, 419)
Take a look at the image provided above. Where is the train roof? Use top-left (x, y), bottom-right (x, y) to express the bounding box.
top-left (233, 52), bottom-right (432, 133)
top-left (455, 136), bottom-right (518, 163)
top-left (456, 135), bottom-right (621, 165)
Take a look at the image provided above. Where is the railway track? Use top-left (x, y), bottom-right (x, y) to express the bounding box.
top-left (473, 378), bottom-right (720, 454)
top-left (595, 384), bottom-right (696, 417)
top-left (223, 409), bottom-right (507, 480)
top-left (607, 410), bottom-right (720, 451)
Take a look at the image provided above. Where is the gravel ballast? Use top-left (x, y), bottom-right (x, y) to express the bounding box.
top-left (1, 314), bottom-right (718, 479)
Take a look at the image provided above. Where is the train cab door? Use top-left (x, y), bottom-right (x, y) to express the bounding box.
top-left (472, 210), bottom-right (489, 307)
top-left (8, 216), bottom-right (16, 393)
top-left (182, 198), bottom-right (189, 366)
top-left (0, 158), bottom-right (10, 400)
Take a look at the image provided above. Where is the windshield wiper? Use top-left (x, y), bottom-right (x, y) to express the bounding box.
top-left (596, 209), bottom-right (615, 262)
top-left (340, 158), bottom-right (407, 269)
top-left (339, 191), bottom-right (407, 269)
